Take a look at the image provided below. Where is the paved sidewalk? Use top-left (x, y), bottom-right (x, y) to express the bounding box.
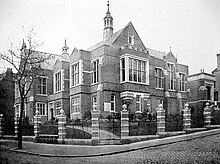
top-left (1, 128), bottom-right (220, 157)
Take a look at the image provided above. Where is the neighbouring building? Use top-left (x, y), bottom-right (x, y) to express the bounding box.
top-left (187, 70), bottom-right (216, 102)
top-left (0, 68), bottom-right (15, 128)
top-left (15, 2), bottom-right (189, 123)
top-left (213, 53), bottom-right (220, 102)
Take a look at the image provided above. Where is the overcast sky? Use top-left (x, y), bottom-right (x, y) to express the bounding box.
top-left (0, 0), bottom-right (220, 74)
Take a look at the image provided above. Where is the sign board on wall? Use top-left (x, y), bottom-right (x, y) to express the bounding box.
top-left (104, 102), bottom-right (111, 111)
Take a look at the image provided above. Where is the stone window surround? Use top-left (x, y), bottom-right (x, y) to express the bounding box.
top-left (91, 58), bottom-right (100, 84)
top-left (110, 94), bottom-right (116, 112)
top-left (36, 102), bottom-right (47, 116)
top-left (71, 97), bottom-right (80, 114)
top-left (167, 62), bottom-right (176, 91)
top-left (128, 32), bottom-right (134, 45)
top-left (70, 60), bottom-right (82, 87)
top-left (155, 67), bottom-right (164, 89)
top-left (54, 70), bottom-right (64, 93)
top-left (179, 72), bottom-right (187, 92)
top-left (120, 54), bottom-right (149, 85)
top-left (37, 76), bottom-right (48, 96)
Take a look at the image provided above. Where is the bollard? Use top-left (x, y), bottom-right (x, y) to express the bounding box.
top-left (91, 104), bottom-right (99, 145)
top-left (157, 104), bottom-right (165, 134)
top-left (183, 103), bottom-right (191, 130)
top-left (34, 110), bottom-right (41, 137)
top-left (57, 109), bottom-right (66, 144)
top-left (14, 112), bottom-right (19, 137)
top-left (121, 104), bottom-right (129, 138)
top-left (204, 103), bottom-right (211, 127)
top-left (0, 114), bottom-right (3, 138)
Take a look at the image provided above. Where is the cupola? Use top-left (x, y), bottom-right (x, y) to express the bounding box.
top-left (103, 1), bottom-right (113, 42)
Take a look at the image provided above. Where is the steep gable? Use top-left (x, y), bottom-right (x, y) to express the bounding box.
top-left (112, 22), bottom-right (146, 50)
top-left (165, 51), bottom-right (177, 63)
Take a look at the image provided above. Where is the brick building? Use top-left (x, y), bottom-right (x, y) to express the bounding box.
top-left (14, 42), bottom-right (66, 123)
top-left (69, 3), bottom-right (188, 120)
top-left (187, 70), bottom-right (216, 102)
top-left (15, 3), bottom-right (189, 122)
top-left (213, 53), bottom-right (220, 102)
top-left (0, 68), bottom-right (15, 126)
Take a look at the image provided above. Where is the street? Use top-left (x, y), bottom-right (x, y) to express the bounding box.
top-left (1, 133), bottom-right (220, 164)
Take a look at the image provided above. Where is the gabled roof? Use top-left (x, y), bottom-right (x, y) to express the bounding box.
top-left (27, 50), bottom-right (68, 70)
top-left (87, 21), bottom-right (146, 51)
top-left (147, 48), bottom-right (165, 59)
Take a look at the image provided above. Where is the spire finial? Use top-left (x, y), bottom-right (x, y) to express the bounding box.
top-left (170, 46), bottom-right (171, 52)
top-left (64, 39), bottom-right (67, 47)
top-left (107, 1), bottom-right (110, 14)
top-left (62, 39), bottom-right (69, 53)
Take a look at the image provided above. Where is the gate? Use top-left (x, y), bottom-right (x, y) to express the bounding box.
top-left (128, 113), bottom-right (157, 136)
top-left (99, 114), bottom-right (121, 140)
top-left (191, 105), bottom-right (204, 128)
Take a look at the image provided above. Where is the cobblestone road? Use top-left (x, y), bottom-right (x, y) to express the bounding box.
top-left (1, 133), bottom-right (220, 164)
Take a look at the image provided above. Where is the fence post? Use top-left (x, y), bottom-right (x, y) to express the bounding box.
top-left (91, 104), bottom-right (99, 145)
top-left (157, 104), bottom-right (165, 134)
top-left (204, 102), bottom-right (211, 127)
top-left (57, 109), bottom-right (66, 144)
top-left (183, 103), bottom-right (191, 130)
top-left (14, 112), bottom-right (19, 137)
top-left (121, 104), bottom-right (129, 139)
top-left (34, 110), bottom-right (41, 137)
top-left (0, 114), bottom-right (3, 138)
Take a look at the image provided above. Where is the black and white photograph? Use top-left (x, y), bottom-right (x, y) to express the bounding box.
top-left (0, 0), bottom-right (220, 163)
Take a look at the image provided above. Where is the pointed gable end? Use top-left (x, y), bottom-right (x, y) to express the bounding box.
top-left (112, 22), bottom-right (146, 50)
top-left (165, 52), bottom-right (177, 63)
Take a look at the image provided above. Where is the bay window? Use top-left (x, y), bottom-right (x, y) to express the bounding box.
top-left (120, 55), bottom-right (149, 84)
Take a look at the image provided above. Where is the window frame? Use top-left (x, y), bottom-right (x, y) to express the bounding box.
top-left (179, 72), bottom-right (187, 92)
top-left (110, 94), bottom-right (115, 112)
top-left (71, 97), bottom-right (80, 114)
top-left (71, 62), bottom-right (80, 87)
top-left (54, 70), bottom-right (62, 93)
top-left (136, 95), bottom-right (142, 112)
top-left (167, 62), bottom-right (176, 91)
top-left (37, 76), bottom-right (47, 95)
top-left (36, 102), bottom-right (47, 116)
top-left (92, 59), bottom-right (99, 84)
top-left (128, 33), bottom-right (134, 45)
top-left (120, 55), bottom-right (149, 85)
top-left (155, 67), bottom-right (164, 89)
top-left (55, 101), bottom-right (61, 116)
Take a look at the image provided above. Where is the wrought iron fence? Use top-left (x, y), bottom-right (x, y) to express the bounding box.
top-left (165, 114), bottom-right (183, 131)
top-left (129, 120), bottom-right (157, 136)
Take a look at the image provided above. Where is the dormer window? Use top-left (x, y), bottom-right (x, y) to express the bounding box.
top-left (128, 33), bottom-right (134, 45)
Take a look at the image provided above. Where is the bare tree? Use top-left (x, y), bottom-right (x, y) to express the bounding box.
top-left (0, 29), bottom-right (51, 149)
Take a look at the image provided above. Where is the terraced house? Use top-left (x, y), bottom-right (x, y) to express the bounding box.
top-left (15, 3), bottom-right (189, 123)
